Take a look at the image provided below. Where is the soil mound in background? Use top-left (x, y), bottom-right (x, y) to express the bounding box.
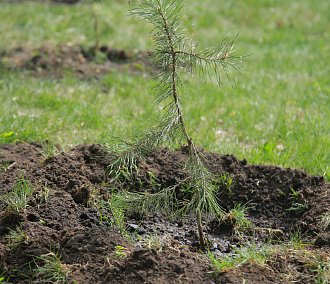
top-left (0, 143), bottom-right (329, 283)
top-left (1, 45), bottom-right (150, 79)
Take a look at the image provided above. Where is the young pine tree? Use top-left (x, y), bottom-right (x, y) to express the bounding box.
top-left (104, 0), bottom-right (243, 249)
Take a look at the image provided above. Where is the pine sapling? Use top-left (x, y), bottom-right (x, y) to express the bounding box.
top-left (90, 0), bottom-right (100, 52)
top-left (103, 0), bottom-right (243, 249)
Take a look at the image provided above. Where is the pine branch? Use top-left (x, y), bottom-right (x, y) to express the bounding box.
top-left (114, 184), bottom-right (182, 216)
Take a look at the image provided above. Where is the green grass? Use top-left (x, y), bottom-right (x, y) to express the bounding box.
top-left (34, 251), bottom-right (70, 284)
top-left (207, 232), bottom-right (330, 283)
top-left (0, 0), bottom-right (153, 50)
top-left (4, 226), bottom-right (29, 251)
top-left (0, 70), bottom-right (154, 146)
top-left (0, 0), bottom-right (329, 179)
top-left (0, 176), bottom-right (34, 213)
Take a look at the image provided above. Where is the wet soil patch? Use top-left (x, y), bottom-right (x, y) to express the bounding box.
top-left (0, 143), bottom-right (329, 283)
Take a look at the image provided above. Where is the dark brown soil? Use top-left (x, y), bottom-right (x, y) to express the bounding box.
top-left (0, 44), bottom-right (151, 79)
top-left (0, 142), bottom-right (329, 283)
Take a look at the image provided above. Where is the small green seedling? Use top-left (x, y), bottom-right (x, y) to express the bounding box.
top-left (219, 173), bottom-right (235, 194)
top-left (114, 245), bottom-right (128, 259)
top-left (90, 0), bottom-right (100, 52)
top-left (34, 187), bottom-right (52, 203)
top-left (104, 0), bottom-right (242, 249)
top-left (290, 187), bottom-right (299, 200)
top-left (286, 187), bottom-right (308, 214)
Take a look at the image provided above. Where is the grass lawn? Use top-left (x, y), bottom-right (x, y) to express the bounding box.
top-left (0, 0), bottom-right (329, 179)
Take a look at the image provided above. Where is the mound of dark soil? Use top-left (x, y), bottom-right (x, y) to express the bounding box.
top-left (0, 45), bottom-right (150, 79)
top-left (0, 143), bottom-right (329, 283)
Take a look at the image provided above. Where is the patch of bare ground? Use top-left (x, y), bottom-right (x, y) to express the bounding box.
top-left (0, 44), bottom-right (151, 79)
top-left (0, 143), bottom-right (329, 283)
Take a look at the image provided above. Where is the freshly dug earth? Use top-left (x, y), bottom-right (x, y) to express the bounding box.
top-left (0, 44), bottom-right (151, 79)
top-left (0, 143), bottom-right (329, 283)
